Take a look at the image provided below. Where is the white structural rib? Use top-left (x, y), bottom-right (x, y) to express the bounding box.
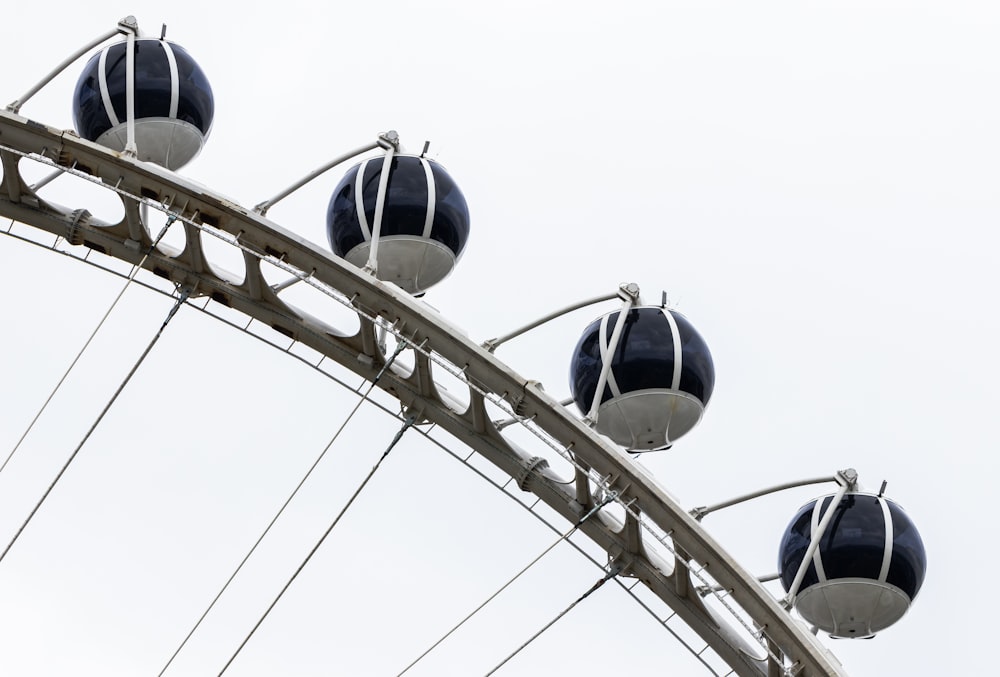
top-left (0, 108), bottom-right (845, 677)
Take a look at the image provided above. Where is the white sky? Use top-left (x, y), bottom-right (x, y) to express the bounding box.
top-left (0, 1), bottom-right (997, 675)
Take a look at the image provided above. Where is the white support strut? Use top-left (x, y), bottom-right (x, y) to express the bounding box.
top-left (585, 287), bottom-right (637, 424)
top-left (366, 143), bottom-right (396, 275)
top-left (124, 29), bottom-right (137, 157)
top-left (783, 469), bottom-right (857, 605)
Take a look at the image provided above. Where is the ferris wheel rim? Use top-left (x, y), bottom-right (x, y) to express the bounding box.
top-left (0, 108), bottom-right (845, 677)
top-left (0, 224), bottom-right (739, 677)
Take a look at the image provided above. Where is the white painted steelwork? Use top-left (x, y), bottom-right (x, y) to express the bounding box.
top-left (0, 108), bottom-right (846, 677)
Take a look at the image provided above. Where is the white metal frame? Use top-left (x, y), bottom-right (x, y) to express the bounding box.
top-left (0, 107), bottom-right (846, 676)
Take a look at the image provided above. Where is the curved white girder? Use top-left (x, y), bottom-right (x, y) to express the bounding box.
top-left (0, 108), bottom-right (846, 677)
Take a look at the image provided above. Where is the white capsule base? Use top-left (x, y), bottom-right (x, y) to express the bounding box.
top-left (346, 236), bottom-right (457, 295)
top-left (95, 118), bottom-right (206, 171)
top-left (795, 578), bottom-right (912, 638)
top-left (595, 389), bottom-right (705, 451)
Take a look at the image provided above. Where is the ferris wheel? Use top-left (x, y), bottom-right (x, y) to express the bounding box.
top-left (0, 16), bottom-right (926, 676)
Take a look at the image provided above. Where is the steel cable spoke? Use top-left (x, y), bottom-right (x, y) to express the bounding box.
top-left (217, 413), bottom-right (417, 676)
top-left (396, 492), bottom-right (617, 676)
top-left (0, 123), bottom-right (840, 674)
top-left (484, 567), bottom-right (619, 676)
top-left (158, 340), bottom-right (410, 676)
top-left (1, 225), bottom-right (727, 676)
top-left (0, 217), bottom-right (176, 477)
top-left (0, 284), bottom-right (189, 565)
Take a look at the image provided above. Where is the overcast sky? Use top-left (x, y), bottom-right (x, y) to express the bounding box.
top-left (1, 1), bottom-right (997, 675)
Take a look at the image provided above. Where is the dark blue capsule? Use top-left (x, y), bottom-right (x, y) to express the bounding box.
top-left (73, 38), bottom-right (214, 169)
top-left (569, 306), bottom-right (714, 450)
top-left (327, 154), bottom-right (470, 294)
top-left (778, 492), bottom-right (926, 637)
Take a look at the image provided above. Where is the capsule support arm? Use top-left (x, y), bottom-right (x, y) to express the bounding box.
top-left (584, 282), bottom-right (641, 425)
top-left (7, 16), bottom-right (139, 114)
top-left (253, 131), bottom-right (399, 216)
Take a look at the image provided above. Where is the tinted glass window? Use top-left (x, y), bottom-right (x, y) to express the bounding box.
top-left (673, 312), bottom-right (715, 404)
top-left (104, 42), bottom-right (172, 123)
top-left (327, 156), bottom-right (472, 260)
top-left (819, 494), bottom-right (886, 582)
top-left (886, 503), bottom-right (927, 598)
top-left (73, 52), bottom-right (112, 140)
top-left (72, 40), bottom-right (214, 140)
top-left (169, 43), bottom-right (214, 134)
top-left (359, 156), bottom-right (428, 238)
top-left (778, 500), bottom-right (820, 592)
top-left (609, 308), bottom-right (678, 396)
top-left (569, 316), bottom-right (606, 412)
top-left (327, 164), bottom-right (365, 256)
top-left (570, 308), bottom-right (715, 410)
top-left (429, 163), bottom-right (470, 254)
top-left (780, 493), bottom-right (925, 601)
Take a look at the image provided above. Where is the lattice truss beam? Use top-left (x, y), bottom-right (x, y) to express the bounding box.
top-left (0, 108), bottom-right (845, 677)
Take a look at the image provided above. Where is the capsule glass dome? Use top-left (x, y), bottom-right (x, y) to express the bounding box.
top-left (73, 38), bottom-right (215, 170)
top-left (569, 306), bottom-right (714, 451)
top-left (778, 492), bottom-right (926, 638)
top-left (326, 154), bottom-right (470, 295)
